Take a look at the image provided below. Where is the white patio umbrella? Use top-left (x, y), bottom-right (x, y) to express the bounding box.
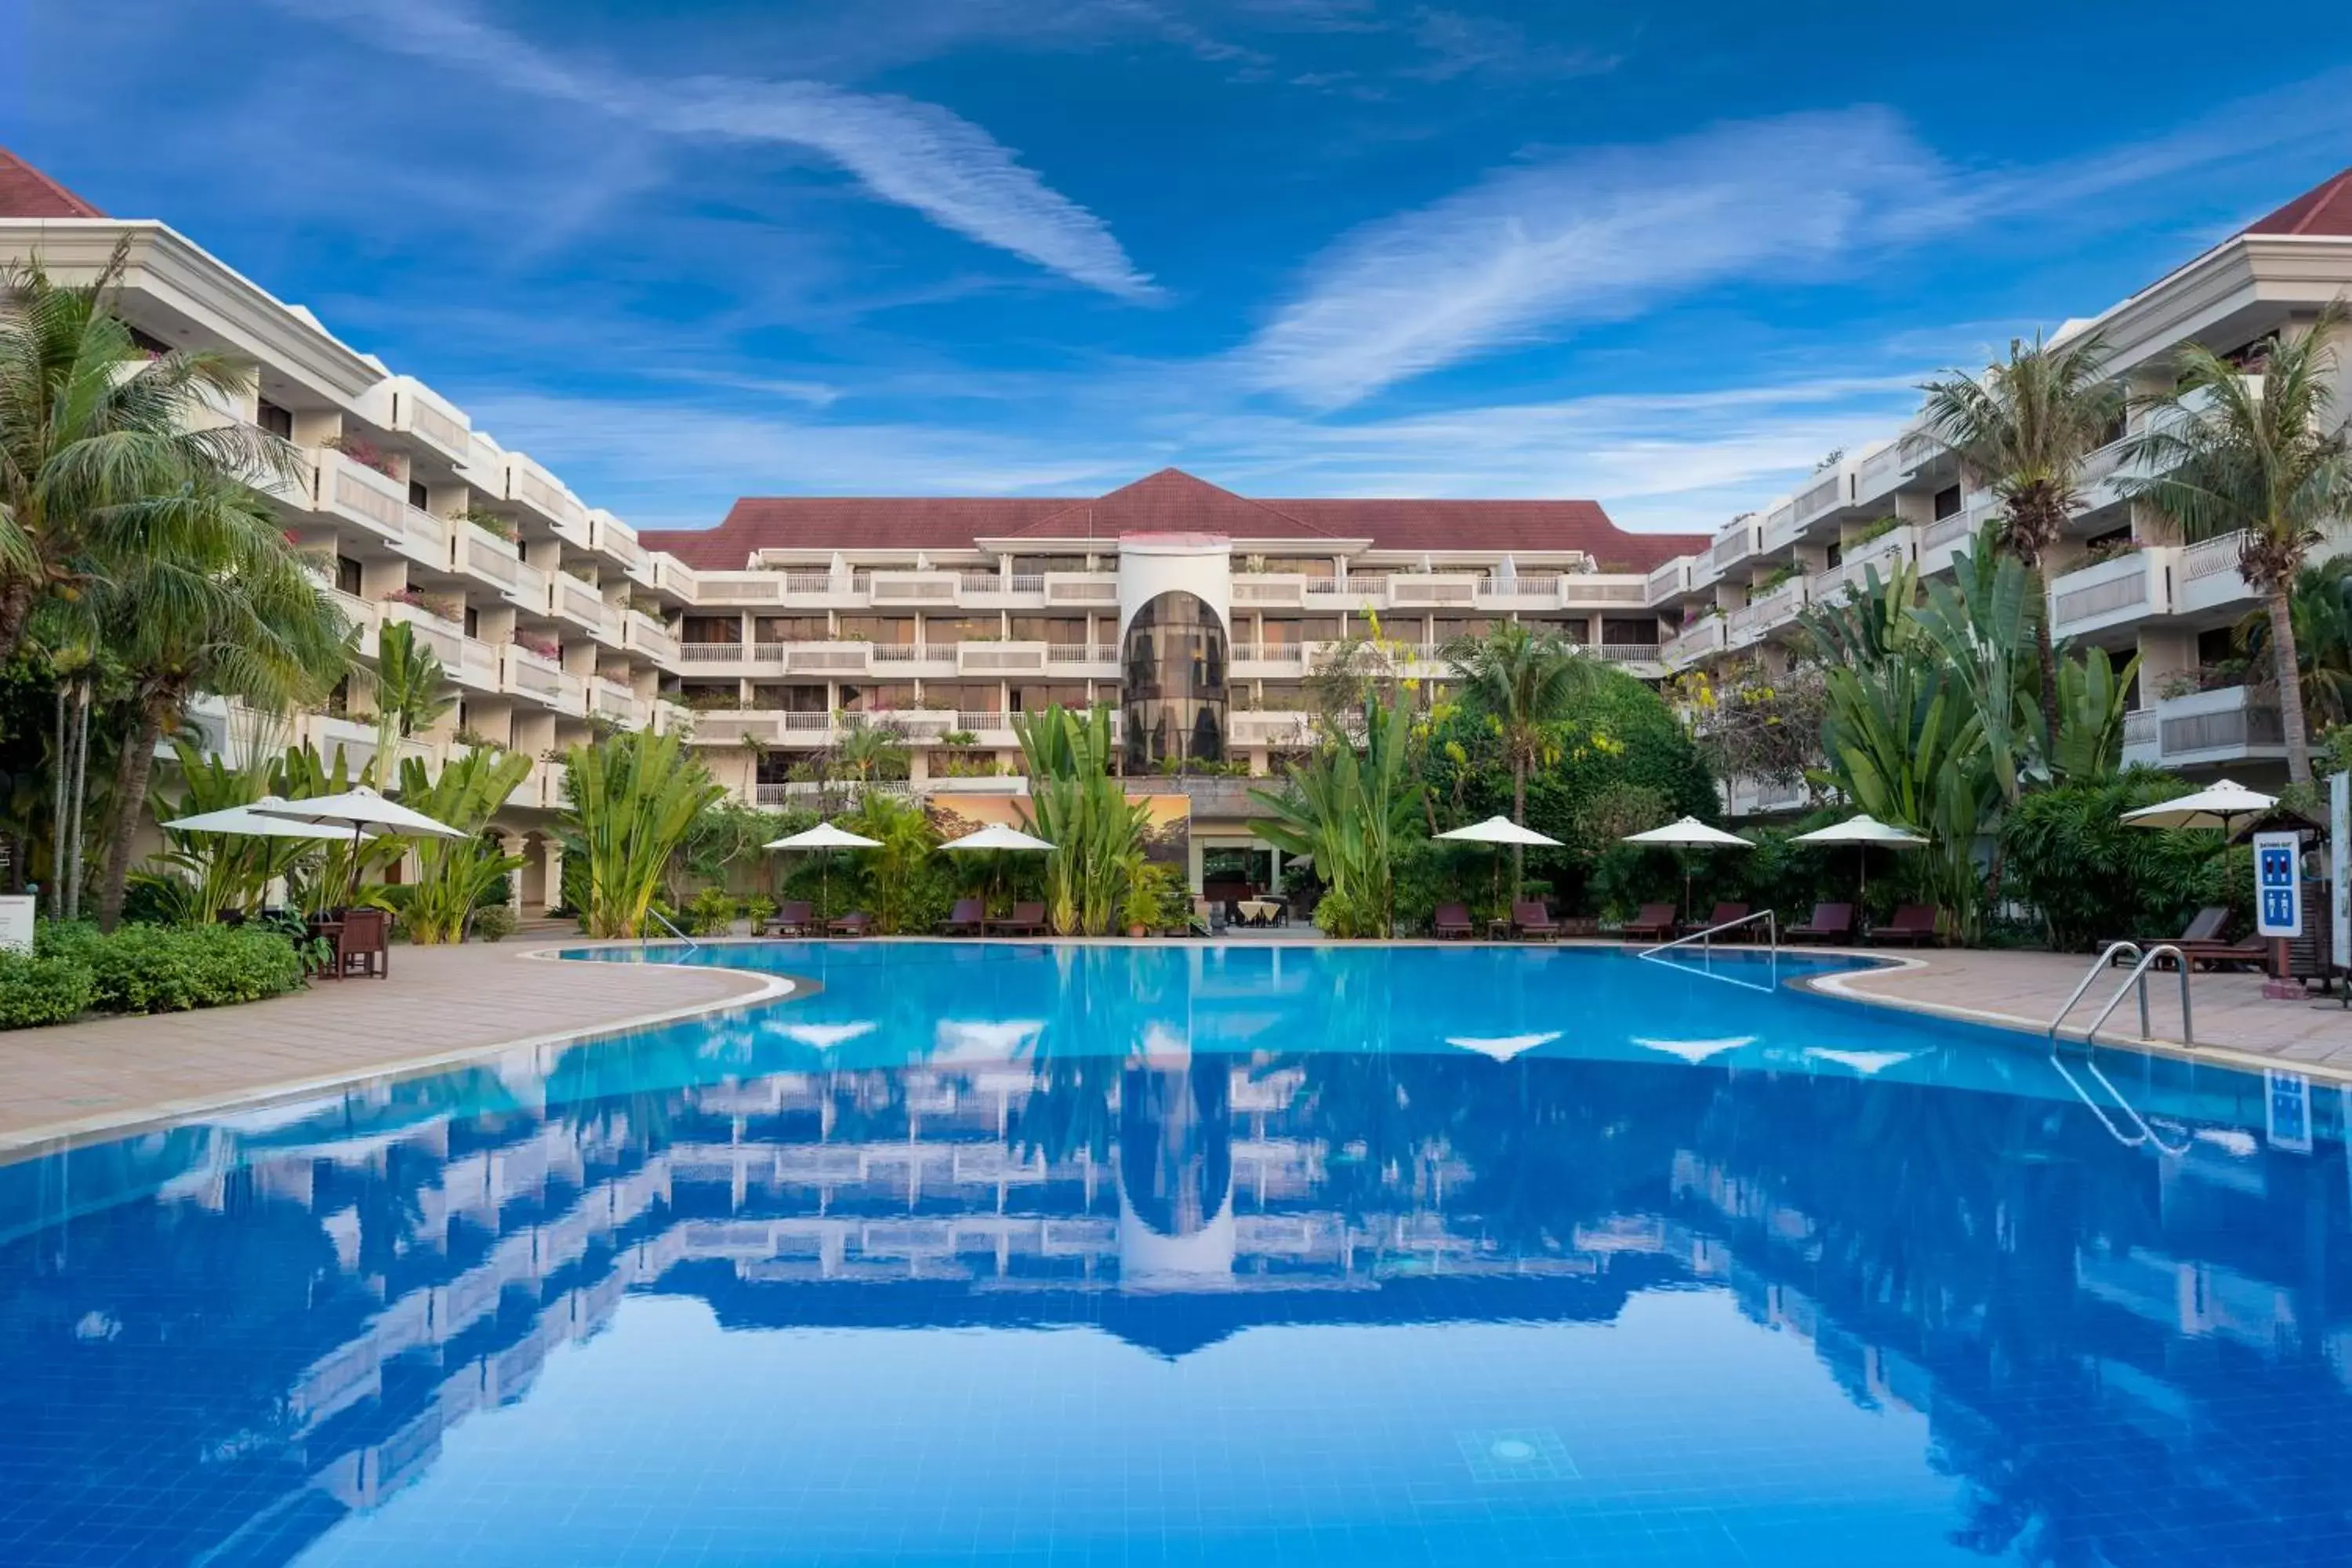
top-left (164, 796), bottom-right (393, 841)
top-left (764, 821), bottom-right (882, 913)
top-left (1436, 814), bottom-right (1561, 907)
top-left (940, 822), bottom-right (1057, 910)
top-left (1621, 816), bottom-right (1755, 924)
top-left (2122, 779), bottom-right (2277, 833)
top-left (1791, 813), bottom-right (1929, 903)
top-left (248, 786), bottom-right (464, 906)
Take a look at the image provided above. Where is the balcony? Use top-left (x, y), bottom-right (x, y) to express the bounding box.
top-left (1305, 575), bottom-right (1384, 608)
top-left (378, 597), bottom-right (466, 666)
top-left (623, 609), bottom-right (678, 666)
top-left (2122, 708), bottom-right (2160, 768)
top-left (1917, 496), bottom-right (1996, 571)
top-left (1793, 470), bottom-right (1848, 528)
top-left (869, 572), bottom-right (961, 606)
top-left (782, 641), bottom-right (872, 676)
top-left (1709, 519), bottom-right (1760, 575)
top-left (958, 571), bottom-right (1047, 603)
top-left (1852, 438), bottom-right (1915, 506)
top-left (1658, 614), bottom-right (1726, 666)
top-left (1560, 577), bottom-right (1648, 606)
top-left (1231, 642), bottom-right (1309, 677)
top-left (652, 554), bottom-right (699, 604)
top-left (1230, 710), bottom-right (1316, 748)
top-left (1045, 642), bottom-right (1119, 673)
top-left (455, 519), bottom-right (547, 612)
top-left (550, 574), bottom-right (622, 644)
top-left (381, 377), bottom-right (471, 464)
top-left (1387, 573), bottom-right (1480, 608)
top-left (955, 641), bottom-right (1049, 676)
top-left (1807, 525), bottom-right (1915, 605)
top-left (1232, 574), bottom-right (1308, 608)
top-left (452, 635), bottom-right (503, 694)
top-left (505, 456), bottom-right (590, 545)
top-left (586, 676), bottom-right (643, 726)
top-left (1646, 557), bottom-right (1694, 607)
top-left (2151, 684), bottom-right (2285, 769)
top-left (1759, 500), bottom-right (1802, 555)
top-left (869, 641), bottom-right (959, 674)
top-left (316, 447), bottom-right (437, 558)
top-left (1594, 642), bottom-right (1664, 669)
top-left (1726, 579), bottom-right (1808, 646)
top-left (676, 639), bottom-right (753, 669)
top-left (532, 759), bottom-right (569, 811)
top-left (1044, 572), bottom-right (1118, 606)
top-left (590, 510), bottom-right (650, 583)
top-left (2049, 550), bottom-right (2173, 640)
top-left (501, 642), bottom-right (586, 716)
top-left (2172, 530), bottom-right (2260, 619)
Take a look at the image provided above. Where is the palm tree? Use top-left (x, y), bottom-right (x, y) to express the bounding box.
top-left (1915, 331), bottom-right (2123, 744)
top-left (1442, 622), bottom-right (1591, 885)
top-left (2241, 557), bottom-right (2352, 736)
top-left (0, 244), bottom-right (303, 669)
top-left (367, 621), bottom-right (456, 784)
top-left (2123, 303), bottom-right (2352, 782)
top-left (86, 483), bottom-right (351, 928)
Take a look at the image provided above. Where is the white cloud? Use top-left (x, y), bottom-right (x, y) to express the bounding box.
top-left (289, 0), bottom-right (1156, 299)
top-left (1242, 108), bottom-right (1941, 408)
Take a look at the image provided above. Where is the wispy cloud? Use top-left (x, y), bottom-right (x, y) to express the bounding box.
top-left (1242, 109), bottom-right (1940, 408)
top-left (286, 0), bottom-right (1157, 299)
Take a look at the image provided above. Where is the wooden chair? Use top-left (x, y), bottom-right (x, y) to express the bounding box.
top-left (996, 902), bottom-right (1047, 937)
top-left (1512, 900), bottom-right (1560, 941)
top-left (331, 907), bottom-right (390, 979)
top-left (1621, 903), bottom-right (1678, 942)
top-left (1684, 901), bottom-right (1750, 939)
top-left (1432, 902), bottom-right (1474, 940)
top-left (827, 910), bottom-right (871, 938)
top-left (1786, 903), bottom-right (1856, 943)
top-left (766, 900), bottom-right (816, 936)
top-left (2117, 906), bottom-right (2228, 963)
top-left (942, 898), bottom-right (986, 936)
top-left (1870, 905), bottom-right (1941, 946)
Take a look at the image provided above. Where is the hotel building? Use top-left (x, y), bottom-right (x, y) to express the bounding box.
top-left (0, 149), bottom-right (1698, 903)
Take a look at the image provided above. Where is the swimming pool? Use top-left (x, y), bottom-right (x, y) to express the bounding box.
top-left (4, 941), bottom-right (2347, 1566)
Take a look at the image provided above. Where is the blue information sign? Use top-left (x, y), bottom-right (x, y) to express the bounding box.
top-left (2255, 830), bottom-right (2302, 938)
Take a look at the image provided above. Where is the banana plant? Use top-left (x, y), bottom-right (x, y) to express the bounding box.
top-left (559, 728), bottom-right (725, 938)
top-left (395, 746), bottom-right (533, 942)
top-left (1250, 692), bottom-right (1423, 937)
top-left (1916, 531), bottom-right (2037, 808)
top-left (1014, 704), bottom-right (1149, 935)
top-left (2049, 645), bottom-right (2140, 782)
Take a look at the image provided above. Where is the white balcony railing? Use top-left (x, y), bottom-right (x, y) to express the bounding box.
top-left (958, 641), bottom-right (1049, 674)
top-left (677, 641), bottom-right (750, 663)
top-left (1646, 557), bottom-right (1693, 605)
top-left (624, 610), bottom-right (677, 664)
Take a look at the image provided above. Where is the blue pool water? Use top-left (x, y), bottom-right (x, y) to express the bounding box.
top-left (4, 941), bottom-right (2350, 1566)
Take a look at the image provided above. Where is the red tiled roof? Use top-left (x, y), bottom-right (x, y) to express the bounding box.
top-left (0, 148), bottom-right (105, 219)
top-left (638, 467), bottom-right (1705, 569)
top-left (2243, 166), bottom-right (2352, 238)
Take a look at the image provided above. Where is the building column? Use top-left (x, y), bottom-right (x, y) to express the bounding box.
top-left (497, 833), bottom-right (526, 911)
top-left (539, 837), bottom-right (564, 916)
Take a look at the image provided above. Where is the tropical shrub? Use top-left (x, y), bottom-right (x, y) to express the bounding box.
top-left (684, 884), bottom-right (739, 936)
top-left (395, 747), bottom-right (533, 943)
top-left (1999, 772), bottom-right (2237, 951)
top-left (0, 951), bottom-right (94, 1029)
top-left (839, 792), bottom-right (951, 934)
top-left (22, 920), bottom-right (306, 1022)
top-left (470, 904), bottom-right (517, 942)
top-left (560, 729), bottom-right (727, 938)
top-left (1014, 704), bottom-right (1149, 935)
top-left (1253, 693), bottom-right (1423, 938)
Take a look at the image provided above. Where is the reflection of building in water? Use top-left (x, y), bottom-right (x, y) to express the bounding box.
top-left (8, 1055), bottom-right (2352, 1563)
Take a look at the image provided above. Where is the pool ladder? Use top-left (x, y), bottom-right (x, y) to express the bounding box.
top-left (649, 909), bottom-right (701, 951)
top-left (2048, 942), bottom-right (2194, 1051)
top-left (1639, 907), bottom-right (1778, 958)
top-left (2048, 942), bottom-right (2194, 1156)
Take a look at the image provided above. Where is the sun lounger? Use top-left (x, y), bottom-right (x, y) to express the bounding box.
top-left (1512, 900), bottom-right (1560, 941)
top-left (1683, 901), bottom-right (1750, 939)
top-left (1620, 902), bottom-right (1677, 942)
top-left (996, 902), bottom-right (1047, 937)
top-left (827, 910), bottom-right (871, 937)
top-left (1786, 903), bottom-right (1855, 943)
top-left (765, 900), bottom-right (816, 936)
top-left (942, 898), bottom-right (986, 936)
top-left (1432, 902), bottom-right (1474, 939)
top-left (2115, 906), bottom-right (2228, 963)
top-left (1870, 905), bottom-right (1941, 946)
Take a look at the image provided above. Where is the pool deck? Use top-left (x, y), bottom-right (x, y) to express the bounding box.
top-left (0, 940), bottom-right (782, 1157)
top-left (0, 937), bottom-right (2343, 1158)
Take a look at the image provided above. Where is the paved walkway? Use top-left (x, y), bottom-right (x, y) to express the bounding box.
top-left (0, 940), bottom-right (780, 1156)
top-left (1809, 946), bottom-right (2352, 1071)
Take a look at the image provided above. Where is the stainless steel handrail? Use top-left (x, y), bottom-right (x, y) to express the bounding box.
top-left (1639, 907), bottom-right (1777, 958)
top-left (649, 909), bottom-right (700, 950)
top-left (2084, 944), bottom-right (2194, 1049)
top-left (2049, 942), bottom-right (2141, 1041)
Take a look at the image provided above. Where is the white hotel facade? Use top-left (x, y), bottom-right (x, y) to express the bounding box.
top-left (5, 149), bottom-right (2348, 904)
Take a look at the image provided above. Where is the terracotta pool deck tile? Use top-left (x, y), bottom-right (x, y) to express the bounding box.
top-left (0, 940), bottom-right (779, 1156)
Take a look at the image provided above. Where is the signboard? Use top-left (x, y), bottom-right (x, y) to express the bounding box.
top-left (2255, 830), bottom-right (2303, 938)
top-left (2333, 771), bottom-right (2349, 975)
top-left (0, 895), bottom-right (31, 954)
top-left (2267, 1070), bottom-right (2314, 1153)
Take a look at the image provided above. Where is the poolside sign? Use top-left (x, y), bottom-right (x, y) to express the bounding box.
top-left (2333, 771), bottom-right (2348, 973)
top-left (0, 895), bottom-right (27, 953)
top-left (2254, 831), bottom-right (2302, 939)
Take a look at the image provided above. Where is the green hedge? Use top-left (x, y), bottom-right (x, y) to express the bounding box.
top-left (4, 922), bottom-right (310, 1029)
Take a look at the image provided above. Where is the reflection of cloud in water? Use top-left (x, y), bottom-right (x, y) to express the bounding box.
top-left (1139, 1022), bottom-right (1189, 1061)
top-left (1446, 1032), bottom-right (1561, 1062)
top-left (934, 1019), bottom-right (1047, 1059)
top-left (779, 1022), bottom-right (877, 1050)
top-left (1630, 1036), bottom-right (1755, 1065)
top-left (1805, 1048), bottom-right (1913, 1076)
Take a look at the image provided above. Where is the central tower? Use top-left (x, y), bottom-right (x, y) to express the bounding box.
top-left (1116, 534), bottom-right (1231, 773)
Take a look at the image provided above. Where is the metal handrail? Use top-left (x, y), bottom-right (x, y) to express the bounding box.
top-left (649, 908), bottom-right (699, 950)
top-left (2049, 1051), bottom-right (2192, 1154)
top-left (2049, 942), bottom-right (2140, 1040)
top-left (1640, 907), bottom-right (1776, 958)
top-left (2084, 944), bottom-right (2194, 1049)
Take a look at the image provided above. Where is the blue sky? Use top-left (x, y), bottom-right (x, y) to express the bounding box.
top-left (8, 0), bottom-right (2352, 534)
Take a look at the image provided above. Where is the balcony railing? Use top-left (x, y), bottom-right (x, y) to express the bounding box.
top-left (1646, 557), bottom-right (1692, 604)
top-left (624, 610), bottom-right (677, 663)
top-left (677, 641), bottom-right (749, 662)
top-left (1595, 642), bottom-right (1663, 664)
top-left (1044, 574), bottom-right (1118, 604)
top-left (2179, 530), bottom-right (2249, 584)
top-left (1045, 642), bottom-right (1118, 666)
top-left (2050, 551), bottom-right (2169, 637)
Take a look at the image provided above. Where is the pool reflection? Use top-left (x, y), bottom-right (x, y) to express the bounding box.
top-left (5, 992), bottom-right (2352, 1563)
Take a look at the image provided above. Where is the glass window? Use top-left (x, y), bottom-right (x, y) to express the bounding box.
top-left (1011, 683), bottom-right (1090, 713)
top-left (838, 682), bottom-right (916, 713)
top-left (754, 615), bottom-right (829, 641)
top-left (683, 616), bottom-right (743, 645)
top-left (1122, 591), bottom-right (1227, 770)
top-left (925, 616), bottom-right (1000, 643)
top-left (1011, 617), bottom-right (1091, 642)
top-left (837, 615), bottom-right (915, 644)
top-left (1602, 617), bottom-right (1658, 645)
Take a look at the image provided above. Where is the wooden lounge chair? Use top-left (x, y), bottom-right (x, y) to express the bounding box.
top-left (1869, 905), bottom-right (1941, 946)
top-left (1432, 902), bottom-right (1474, 940)
top-left (1621, 902), bottom-right (1678, 943)
top-left (996, 902), bottom-right (1047, 937)
top-left (765, 900), bottom-right (816, 936)
top-left (827, 909), bottom-right (871, 938)
top-left (2174, 932), bottom-right (2265, 972)
top-left (2116, 906), bottom-right (2228, 963)
top-left (1512, 900), bottom-right (1560, 941)
top-left (328, 907), bottom-right (390, 979)
top-left (942, 898), bottom-right (986, 936)
top-left (1683, 901), bottom-right (1750, 939)
top-left (1786, 903), bottom-right (1855, 943)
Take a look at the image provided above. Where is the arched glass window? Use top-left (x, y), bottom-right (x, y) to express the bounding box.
top-left (1122, 591), bottom-right (1225, 771)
